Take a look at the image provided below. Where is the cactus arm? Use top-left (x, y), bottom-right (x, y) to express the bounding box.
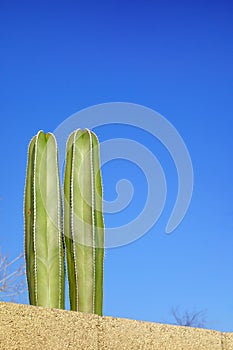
top-left (65, 129), bottom-right (95, 313)
top-left (24, 131), bottom-right (64, 308)
top-left (64, 129), bottom-right (104, 315)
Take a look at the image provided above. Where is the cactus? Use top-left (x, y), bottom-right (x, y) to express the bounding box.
top-left (64, 129), bottom-right (104, 315)
top-left (24, 131), bottom-right (65, 308)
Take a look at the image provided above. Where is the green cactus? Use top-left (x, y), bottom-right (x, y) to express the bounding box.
top-left (24, 131), bottom-right (65, 309)
top-left (64, 129), bottom-right (104, 315)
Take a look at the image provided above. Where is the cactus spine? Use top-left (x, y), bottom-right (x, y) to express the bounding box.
top-left (24, 131), bottom-right (65, 308)
top-left (64, 129), bottom-right (104, 315)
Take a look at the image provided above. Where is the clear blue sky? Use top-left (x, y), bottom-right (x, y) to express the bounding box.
top-left (0, 0), bottom-right (233, 332)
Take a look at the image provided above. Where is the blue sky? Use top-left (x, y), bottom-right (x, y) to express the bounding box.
top-left (0, 0), bottom-right (233, 332)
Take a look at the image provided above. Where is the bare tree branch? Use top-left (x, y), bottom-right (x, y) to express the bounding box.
top-left (171, 306), bottom-right (207, 328)
top-left (0, 250), bottom-right (26, 302)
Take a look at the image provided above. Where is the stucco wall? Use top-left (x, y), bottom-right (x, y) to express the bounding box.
top-left (0, 302), bottom-right (232, 349)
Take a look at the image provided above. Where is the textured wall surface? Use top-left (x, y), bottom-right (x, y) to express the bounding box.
top-left (0, 302), bottom-right (232, 350)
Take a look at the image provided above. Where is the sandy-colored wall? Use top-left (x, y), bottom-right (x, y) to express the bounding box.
top-left (0, 302), bottom-right (232, 349)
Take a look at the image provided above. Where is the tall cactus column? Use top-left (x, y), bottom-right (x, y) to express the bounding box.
top-left (64, 129), bottom-right (104, 315)
top-left (24, 131), bottom-right (65, 309)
